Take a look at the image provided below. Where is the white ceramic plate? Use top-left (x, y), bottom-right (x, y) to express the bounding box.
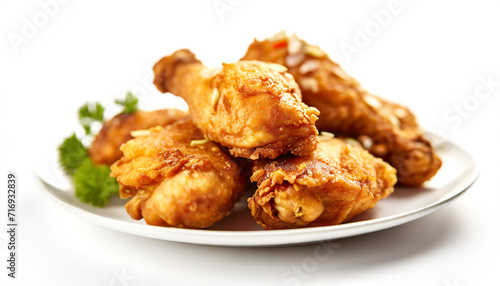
top-left (35, 139), bottom-right (478, 247)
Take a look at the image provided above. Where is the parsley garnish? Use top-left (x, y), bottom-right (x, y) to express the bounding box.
top-left (78, 102), bottom-right (105, 135)
top-left (73, 158), bottom-right (119, 207)
top-left (115, 92), bottom-right (138, 114)
top-left (58, 101), bottom-right (120, 207)
top-left (58, 133), bottom-right (87, 175)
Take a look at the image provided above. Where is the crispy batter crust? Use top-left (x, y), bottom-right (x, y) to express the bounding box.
top-left (153, 50), bottom-right (319, 159)
top-left (248, 139), bottom-right (397, 229)
top-left (88, 109), bottom-right (188, 165)
top-left (241, 34), bottom-right (441, 186)
top-left (110, 120), bottom-right (246, 228)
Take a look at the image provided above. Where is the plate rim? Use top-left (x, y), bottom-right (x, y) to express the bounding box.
top-left (35, 138), bottom-right (479, 247)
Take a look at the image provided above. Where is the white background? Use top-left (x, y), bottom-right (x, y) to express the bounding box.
top-left (1, 0), bottom-right (500, 285)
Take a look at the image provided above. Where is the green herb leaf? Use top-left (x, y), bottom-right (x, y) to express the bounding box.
top-left (115, 92), bottom-right (139, 114)
top-left (73, 158), bottom-right (119, 207)
top-left (58, 133), bottom-right (88, 175)
top-left (78, 102), bottom-right (105, 135)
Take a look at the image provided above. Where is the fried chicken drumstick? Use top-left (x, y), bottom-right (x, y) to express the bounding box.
top-left (241, 33), bottom-right (441, 186)
top-left (89, 109), bottom-right (188, 165)
top-left (153, 49), bottom-right (320, 160)
top-left (248, 137), bottom-right (397, 229)
top-left (110, 120), bottom-right (246, 228)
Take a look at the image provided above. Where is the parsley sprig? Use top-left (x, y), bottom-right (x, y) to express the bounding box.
top-left (78, 102), bottom-right (104, 135)
top-left (58, 133), bottom-right (87, 175)
top-left (73, 158), bottom-right (119, 207)
top-left (58, 94), bottom-right (138, 207)
top-left (115, 92), bottom-right (138, 114)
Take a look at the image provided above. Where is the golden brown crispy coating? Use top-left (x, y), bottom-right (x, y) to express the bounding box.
top-left (241, 33), bottom-right (441, 186)
top-left (153, 49), bottom-right (320, 160)
top-left (248, 138), bottom-right (397, 229)
top-left (88, 109), bottom-right (188, 165)
top-left (110, 120), bottom-right (246, 228)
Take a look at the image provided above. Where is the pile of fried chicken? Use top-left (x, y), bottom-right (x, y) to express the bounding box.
top-left (88, 32), bottom-right (441, 230)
